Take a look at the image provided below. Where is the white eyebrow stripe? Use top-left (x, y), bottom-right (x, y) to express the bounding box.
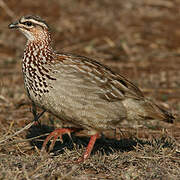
top-left (20, 18), bottom-right (48, 28)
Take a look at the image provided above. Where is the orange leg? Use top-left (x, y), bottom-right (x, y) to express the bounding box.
top-left (41, 128), bottom-right (74, 152)
top-left (41, 129), bottom-right (99, 162)
top-left (77, 133), bottom-right (99, 162)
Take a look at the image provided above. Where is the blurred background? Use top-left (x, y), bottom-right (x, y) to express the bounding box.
top-left (0, 0), bottom-right (180, 178)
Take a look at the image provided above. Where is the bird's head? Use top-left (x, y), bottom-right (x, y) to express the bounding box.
top-left (9, 15), bottom-right (50, 42)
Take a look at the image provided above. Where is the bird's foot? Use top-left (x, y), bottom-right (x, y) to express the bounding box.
top-left (41, 128), bottom-right (74, 152)
top-left (41, 129), bottom-right (99, 163)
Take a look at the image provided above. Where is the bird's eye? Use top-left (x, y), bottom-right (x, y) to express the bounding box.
top-left (24, 21), bottom-right (33, 26)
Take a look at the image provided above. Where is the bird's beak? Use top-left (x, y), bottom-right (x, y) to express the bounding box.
top-left (8, 21), bottom-right (19, 29)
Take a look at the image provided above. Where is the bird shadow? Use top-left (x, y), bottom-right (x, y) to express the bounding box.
top-left (26, 124), bottom-right (173, 156)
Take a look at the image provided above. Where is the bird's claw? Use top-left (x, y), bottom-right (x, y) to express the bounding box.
top-left (41, 128), bottom-right (74, 153)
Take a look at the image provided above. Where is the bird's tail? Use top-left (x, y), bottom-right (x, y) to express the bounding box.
top-left (143, 99), bottom-right (174, 123)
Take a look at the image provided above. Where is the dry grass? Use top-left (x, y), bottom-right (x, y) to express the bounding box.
top-left (0, 0), bottom-right (180, 179)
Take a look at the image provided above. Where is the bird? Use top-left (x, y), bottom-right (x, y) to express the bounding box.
top-left (9, 15), bottom-right (174, 162)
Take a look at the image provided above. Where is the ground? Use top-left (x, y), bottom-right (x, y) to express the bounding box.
top-left (0, 0), bottom-right (180, 179)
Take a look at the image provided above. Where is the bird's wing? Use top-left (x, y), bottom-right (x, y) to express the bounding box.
top-left (52, 53), bottom-right (144, 102)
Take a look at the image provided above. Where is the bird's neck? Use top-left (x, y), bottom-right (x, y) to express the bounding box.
top-left (24, 37), bottom-right (55, 64)
top-left (27, 36), bottom-right (53, 51)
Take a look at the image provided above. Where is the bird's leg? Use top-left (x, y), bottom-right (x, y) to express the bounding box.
top-left (41, 128), bottom-right (76, 152)
top-left (32, 102), bottom-right (46, 125)
top-left (77, 133), bottom-right (99, 162)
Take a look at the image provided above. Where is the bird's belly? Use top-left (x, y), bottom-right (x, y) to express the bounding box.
top-left (32, 87), bottom-right (127, 131)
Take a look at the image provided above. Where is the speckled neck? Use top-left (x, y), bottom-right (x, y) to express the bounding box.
top-left (22, 30), bottom-right (56, 98)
